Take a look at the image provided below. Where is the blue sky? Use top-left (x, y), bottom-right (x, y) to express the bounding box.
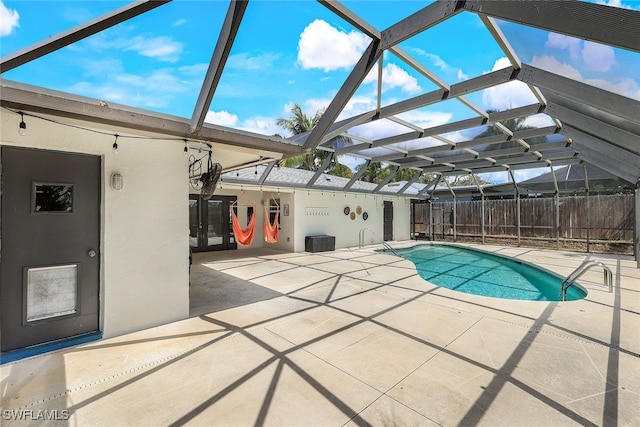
top-left (2, 0), bottom-right (639, 182)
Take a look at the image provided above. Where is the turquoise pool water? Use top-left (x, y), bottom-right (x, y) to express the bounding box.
top-left (394, 244), bottom-right (586, 301)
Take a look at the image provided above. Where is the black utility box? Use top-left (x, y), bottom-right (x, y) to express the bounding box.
top-left (305, 235), bottom-right (335, 253)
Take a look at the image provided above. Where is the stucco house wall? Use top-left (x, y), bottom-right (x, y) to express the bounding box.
top-left (1, 110), bottom-right (190, 339)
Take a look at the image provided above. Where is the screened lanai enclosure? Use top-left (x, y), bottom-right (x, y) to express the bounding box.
top-left (2, 0), bottom-right (640, 263)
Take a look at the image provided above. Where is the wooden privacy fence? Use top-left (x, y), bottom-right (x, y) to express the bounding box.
top-left (412, 194), bottom-right (634, 247)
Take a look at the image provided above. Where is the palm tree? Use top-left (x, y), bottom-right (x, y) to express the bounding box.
top-left (474, 110), bottom-right (546, 149)
top-left (276, 103), bottom-right (353, 178)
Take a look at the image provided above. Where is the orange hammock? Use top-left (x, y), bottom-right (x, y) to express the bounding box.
top-left (231, 202), bottom-right (256, 247)
top-left (263, 198), bottom-right (279, 243)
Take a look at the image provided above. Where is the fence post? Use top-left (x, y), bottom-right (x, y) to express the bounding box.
top-left (635, 187), bottom-right (640, 269)
top-left (555, 193), bottom-right (560, 250)
top-left (586, 190), bottom-right (591, 253)
top-left (429, 201), bottom-right (433, 241)
top-left (517, 195), bottom-right (521, 247)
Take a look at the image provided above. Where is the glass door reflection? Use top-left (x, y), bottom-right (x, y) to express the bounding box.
top-left (189, 195), bottom-right (236, 252)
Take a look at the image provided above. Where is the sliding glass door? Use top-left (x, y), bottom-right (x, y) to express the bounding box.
top-left (189, 195), bottom-right (236, 252)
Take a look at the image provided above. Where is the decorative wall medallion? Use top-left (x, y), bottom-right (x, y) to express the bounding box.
top-left (356, 206), bottom-right (362, 215)
top-left (350, 212), bottom-right (356, 220)
top-left (362, 212), bottom-right (368, 220)
top-left (344, 207), bottom-right (350, 215)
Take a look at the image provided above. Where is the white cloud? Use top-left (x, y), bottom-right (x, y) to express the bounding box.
top-left (513, 168), bottom-right (550, 183)
top-left (125, 36), bottom-right (183, 62)
top-left (0, 1), bottom-right (19, 37)
top-left (348, 110), bottom-right (453, 141)
top-left (297, 19), bottom-right (370, 71)
top-left (581, 41), bottom-right (616, 72)
top-left (408, 48), bottom-right (468, 81)
top-left (396, 110), bottom-right (452, 130)
top-left (227, 52), bottom-right (280, 70)
top-left (68, 68), bottom-right (192, 109)
top-left (178, 63), bottom-right (208, 77)
top-left (172, 19), bottom-right (187, 27)
top-left (364, 63), bottom-right (421, 94)
top-left (522, 114), bottom-right (555, 129)
top-left (545, 33), bottom-right (581, 61)
top-left (545, 33), bottom-right (617, 73)
top-left (205, 110), bottom-right (239, 127)
top-left (481, 57), bottom-right (538, 110)
top-left (529, 55), bottom-right (582, 80)
top-left (238, 116), bottom-right (283, 136)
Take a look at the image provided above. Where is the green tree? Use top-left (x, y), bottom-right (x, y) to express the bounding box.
top-left (474, 110), bottom-right (546, 149)
top-left (276, 103), bottom-right (353, 178)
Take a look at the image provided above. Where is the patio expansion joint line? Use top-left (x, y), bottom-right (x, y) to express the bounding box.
top-left (434, 305), bottom-right (640, 359)
top-left (346, 316), bottom-right (486, 427)
top-left (9, 329), bottom-right (242, 411)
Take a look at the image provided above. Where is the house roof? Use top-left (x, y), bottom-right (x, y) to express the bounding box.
top-left (2, 0), bottom-right (639, 198)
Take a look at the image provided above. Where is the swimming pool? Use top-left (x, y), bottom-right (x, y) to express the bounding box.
top-left (393, 244), bottom-right (586, 301)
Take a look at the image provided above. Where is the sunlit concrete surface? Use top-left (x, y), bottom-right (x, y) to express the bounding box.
top-left (2, 242), bottom-right (639, 426)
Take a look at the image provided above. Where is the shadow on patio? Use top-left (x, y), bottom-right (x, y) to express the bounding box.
top-left (1, 245), bottom-right (638, 426)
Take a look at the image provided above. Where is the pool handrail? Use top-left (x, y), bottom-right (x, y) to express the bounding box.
top-left (560, 260), bottom-right (613, 301)
top-left (358, 228), bottom-right (374, 248)
top-left (382, 242), bottom-right (399, 256)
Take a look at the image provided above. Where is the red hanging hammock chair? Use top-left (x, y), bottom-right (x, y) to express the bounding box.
top-left (263, 196), bottom-right (279, 243)
top-left (230, 201), bottom-right (256, 247)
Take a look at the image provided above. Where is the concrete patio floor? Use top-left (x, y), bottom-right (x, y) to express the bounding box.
top-left (2, 242), bottom-right (639, 426)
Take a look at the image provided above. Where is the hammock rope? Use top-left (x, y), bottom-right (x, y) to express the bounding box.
top-left (230, 201), bottom-right (256, 247)
top-left (263, 195), bottom-right (279, 243)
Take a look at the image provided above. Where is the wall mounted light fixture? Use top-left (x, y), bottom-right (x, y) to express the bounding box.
top-left (111, 173), bottom-right (124, 191)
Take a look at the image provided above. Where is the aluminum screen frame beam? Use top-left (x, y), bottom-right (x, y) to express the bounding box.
top-left (257, 160), bottom-right (277, 185)
top-left (0, 0), bottom-right (170, 73)
top-left (370, 124), bottom-right (558, 163)
top-left (519, 64), bottom-right (640, 125)
top-left (303, 0), bottom-right (465, 152)
top-left (373, 166), bottom-right (399, 193)
top-left (397, 170), bottom-right (424, 195)
top-left (302, 38), bottom-right (382, 152)
top-left (0, 79), bottom-right (301, 155)
top-left (380, 0), bottom-right (466, 50)
top-left (190, 0), bottom-right (249, 133)
top-left (463, 0), bottom-right (640, 53)
top-left (546, 102), bottom-right (639, 155)
top-left (561, 126), bottom-right (640, 180)
top-left (306, 153), bottom-right (335, 188)
top-left (343, 160), bottom-right (371, 191)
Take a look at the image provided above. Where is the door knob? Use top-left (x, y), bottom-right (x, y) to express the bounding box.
top-left (88, 250), bottom-right (97, 258)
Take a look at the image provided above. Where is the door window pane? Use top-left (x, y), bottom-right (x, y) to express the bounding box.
top-left (34, 184), bottom-right (73, 212)
top-left (189, 199), bottom-right (199, 248)
top-left (27, 265), bottom-right (77, 321)
top-left (207, 200), bottom-right (223, 246)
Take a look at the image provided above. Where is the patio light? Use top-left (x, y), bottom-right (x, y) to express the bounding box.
top-left (19, 113), bottom-right (27, 136)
